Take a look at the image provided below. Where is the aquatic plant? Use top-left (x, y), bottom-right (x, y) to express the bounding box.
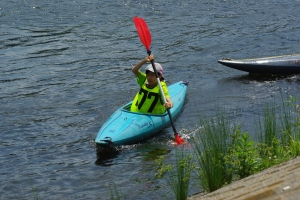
top-left (191, 110), bottom-right (233, 192)
top-left (225, 126), bottom-right (260, 179)
top-left (154, 95), bottom-right (300, 197)
top-left (190, 95), bottom-right (300, 193)
top-left (256, 95), bottom-right (300, 169)
top-left (109, 180), bottom-right (122, 200)
top-left (32, 187), bottom-right (39, 200)
top-left (283, 96), bottom-right (300, 157)
top-left (155, 148), bottom-right (194, 200)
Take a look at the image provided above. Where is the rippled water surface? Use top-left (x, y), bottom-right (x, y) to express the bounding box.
top-left (1, 0), bottom-right (300, 199)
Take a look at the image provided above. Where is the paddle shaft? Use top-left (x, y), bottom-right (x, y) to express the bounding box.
top-left (147, 50), bottom-right (178, 134)
top-left (133, 16), bottom-right (183, 144)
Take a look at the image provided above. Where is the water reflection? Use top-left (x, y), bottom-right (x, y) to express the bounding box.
top-left (95, 146), bottom-right (120, 166)
top-left (142, 147), bottom-right (171, 161)
top-left (224, 73), bottom-right (299, 83)
top-left (94, 143), bottom-right (173, 166)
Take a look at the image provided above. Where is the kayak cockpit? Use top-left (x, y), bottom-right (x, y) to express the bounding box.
top-left (121, 103), bottom-right (168, 116)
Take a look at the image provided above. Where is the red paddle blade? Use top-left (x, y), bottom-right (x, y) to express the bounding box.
top-left (175, 134), bottom-right (184, 145)
top-left (133, 17), bottom-right (151, 51)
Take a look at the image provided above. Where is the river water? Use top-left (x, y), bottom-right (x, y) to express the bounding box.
top-left (1, 0), bottom-right (300, 199)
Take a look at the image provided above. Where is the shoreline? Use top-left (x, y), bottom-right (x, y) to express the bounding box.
top-left (188, 156), bottom-right (300, 200)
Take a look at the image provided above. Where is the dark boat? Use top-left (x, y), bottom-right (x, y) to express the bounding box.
top-left (218, 54), bottom-right (300, 74)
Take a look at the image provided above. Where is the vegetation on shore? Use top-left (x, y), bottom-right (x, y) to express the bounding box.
top-left (155, 95), bottom-right (300, 200)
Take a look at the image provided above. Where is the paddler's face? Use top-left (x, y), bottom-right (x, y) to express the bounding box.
top-left (146, 71), bottom-right (161, 87)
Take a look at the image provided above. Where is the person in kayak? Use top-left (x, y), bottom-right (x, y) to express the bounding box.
top-left (130, 54), bottom-right (173, 114)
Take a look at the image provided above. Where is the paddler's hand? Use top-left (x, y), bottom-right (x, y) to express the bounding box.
top-left (144, 54), bottom-right (155, 63)
top-left (164, 98), bottom-right (173, 109)
top-left (132, 54), bottom-right (155, 76)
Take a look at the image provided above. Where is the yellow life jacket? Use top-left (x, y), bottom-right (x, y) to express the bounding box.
top-left (130, 71), bottom-right (169, 114)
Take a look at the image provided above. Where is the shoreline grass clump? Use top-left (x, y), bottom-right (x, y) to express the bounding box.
top-left (105, 95), bottom-right (300, 199)
top-left (189, 95), bottom-right (300, 194)
top-left (156, 94), bottom-right (300, 198)
top-left (256, 95), bottom-right (300, 169)
top-left (155, 148), bottom-right (195, 200)
top-left (225, 126), bottom-right (260, 179)
top-left (191, 110), bottom-right (234, 192)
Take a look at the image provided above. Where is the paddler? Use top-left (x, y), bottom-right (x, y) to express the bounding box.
top-left (130, 54), bottom-right (173, 114)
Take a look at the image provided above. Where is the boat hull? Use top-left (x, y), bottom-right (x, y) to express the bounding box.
top-left (95, 81), bottom-right (188, 147)
top-left (218, 54), bottom-right (300, 74)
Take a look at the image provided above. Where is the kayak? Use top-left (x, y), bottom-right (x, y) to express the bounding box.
top-left (95, 81), bottom-right (188, 147)
top-left (218, 54), bottom-right (300, 74)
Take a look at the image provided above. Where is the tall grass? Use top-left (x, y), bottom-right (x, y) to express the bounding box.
top-left (256, 96), bottom-right (300, 168)
top-left (109, 180), bottom-right (122, 200)
top-left (189, 95), bottom-right (300, 193)
top-left (155, 148), bottom-right (194, 200)
top-left (225, 126), bottom-right (260, 179)
top-left (191, 110), bottom-right (233, 192)
top-left (109, 95), bottom-right (300, 199)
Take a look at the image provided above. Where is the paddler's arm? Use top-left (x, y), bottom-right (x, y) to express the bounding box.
top-left (161, 82), bottom-right (173, 109)
top-left (132, 54), bottom-right (155, 76)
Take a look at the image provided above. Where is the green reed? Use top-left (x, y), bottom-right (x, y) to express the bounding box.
top-left (155, 148), bottom-right (194, 200)
top-left (225, 126), bottom-right (260, 179)
top-left (106, 96), bottom-right (300, 199)
top-left (256, 95), bottom-right (300, 169)
top-left (109, 180), bottom-right (122, 200)
top-left (189, 95), bottom-right (300, 193)
top-left (191, 110), bottom-right (233, 192)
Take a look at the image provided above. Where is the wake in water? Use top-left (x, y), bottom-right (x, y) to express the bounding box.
top-left (92, 126), bottom-right (197, 166)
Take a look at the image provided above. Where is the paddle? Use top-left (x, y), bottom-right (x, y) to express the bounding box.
top-left (133, 16), bottom-right (184, 145)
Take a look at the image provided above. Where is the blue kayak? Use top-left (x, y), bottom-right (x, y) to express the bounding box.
top-left (95, 81), bottom-right (188, 147)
